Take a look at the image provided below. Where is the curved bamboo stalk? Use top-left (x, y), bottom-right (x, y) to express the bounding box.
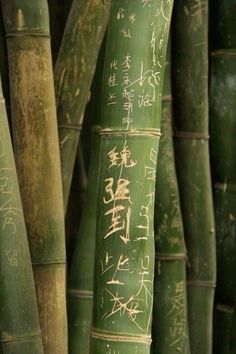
top-left (152, 45), bottom-right (190, 354)
top-left (1, 2), bottom-right (67, 354)
top-left (54, 0), bottom-right (111, 210)
top-left (91, 1), bottom-right (173, 353)
top-left (172, 1), bottom-right (216, 353)
top-left (0, 80), bottom-right (44, 354)
top-left (209, 0), bottom-right (236, 309)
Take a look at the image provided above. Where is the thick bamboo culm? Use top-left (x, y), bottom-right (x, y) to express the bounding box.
top-left (209, 0), bottom-right (236, 308)
top-left (0, 79), bottom-right (44, 354)
top-left (152, 45), bottom-right (190, 354)
top-left (172, 1), bottom-right (216, 353)
top-left (91, 1), bottom-right (173, 353)
top-left (54, 0), bottom-right (111, 210)
top-left (1, 2), bottom-right (67, 354)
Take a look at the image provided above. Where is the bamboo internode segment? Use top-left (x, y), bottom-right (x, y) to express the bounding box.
top-left (1, 1), bottom-right (67, 354)
top-left (54, 0), bottom-right (111, 211)
top-left (172, 1), bottom-right (216, 353)
top-left (0, 82), bottom-right (44, 354)
top-left (152, 46), bottom-right (190, 354)
top-left (91, 1), bottom-right (173, 353)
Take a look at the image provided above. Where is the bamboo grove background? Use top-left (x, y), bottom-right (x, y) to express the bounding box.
top-left (0, 1), bottom-right (235, 354)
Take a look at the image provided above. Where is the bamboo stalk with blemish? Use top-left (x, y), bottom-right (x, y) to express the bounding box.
top-left (91, 1), bottom-right (173, 353)
top-left (0, 79), bottom-right (44, 354)
top-left (1, 2), bottom-right (68, 354)
top-left (54, 0), bottom-right (111, 211)
top-left (209, 0), bottom-right (236, 310)
top-left (172, 1), bottom-right (216, 353)
top-left (152, 44), bottom-right (190, 354)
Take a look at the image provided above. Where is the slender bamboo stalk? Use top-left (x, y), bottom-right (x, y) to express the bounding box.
top-left (0, 80), bottom-right (44, 354)
top-left (1, 2), bottom-right (67, 354)
top-left (65, 142), bottom-right (88, 266)
top-left (54, 0), bottom-right (111, 210)
top-left (152, 45), bottom-right (190, 354)
top-left (214, 304), bottom-right (234, 354)
top-left (91, 1), bottom-right (173, 353)
top-left (67, 125), bottom-right (101, 354)
top-left (209, 0), bottom-right (236, 308)
top-left (172, 1), bottom-right (216, 353)
top-left (66, 41), bottom-right (106, 353)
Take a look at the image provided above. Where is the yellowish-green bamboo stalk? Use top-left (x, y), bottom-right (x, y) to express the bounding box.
top-left (0, 79), bottom-right (44, 354)
top-left (54, 0), bottom-right (111, 210)
top-left (1, 2), bottom-right (68, 354)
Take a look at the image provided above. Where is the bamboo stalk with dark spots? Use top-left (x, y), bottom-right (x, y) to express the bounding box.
top-left (0, 79), bottom-right (44, 354)
top-left (209, 0), bottom-right (236, 309)
top-left (91, 1), bottom-right (173, 353)
top-left (152, 45), bottom-right (190, 354)
top-left (54, 0), bottom-right (111, 210)
top-left (1, 2), bottom-right (67, 354)
top-left (172, 1), bottom-right (216, 353)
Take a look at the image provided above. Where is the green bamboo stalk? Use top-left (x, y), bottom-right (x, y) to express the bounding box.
top-left (214, 304), bottom-right (234, 354)
top-left (54, 0), bottom-right (111, 210)
top-left (65, 142), bottom-right (88, 266)
top-left (66, 40), bottom-right (106, 353)
top-left (67, 125), bottom-right (101, 354)
top-left (172, 1), bottom-right (216, 353)
top-left (1, 2), bottom-right (67, 354)
top-left (152, 45), bottom-right (190, 354)
top-left (91, 1), bottom-right (173, 353)
top-left (0, 79), bottom-right (44, 354)
top-left (209, 0), bottom-right (236, 308)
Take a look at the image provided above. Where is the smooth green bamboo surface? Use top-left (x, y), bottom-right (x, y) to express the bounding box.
top-left (54, 0), bottom-right (111, 210)
top-left (209, 0), bottom-right (236, 309)
top-left (214, 304), bottom-right (233, 354)
top-left (0, 81), bottom-right (44, 354)
top-left (172, 1), bottom-right (216, 353)
top-left (152, 48), bottom-right (190, 354)
top-left (91, 1), bottom-right (173, 353)
top-left (1, 2), bottom-right (67, 354)
top-left (67, 126), bottom-right (101, 354)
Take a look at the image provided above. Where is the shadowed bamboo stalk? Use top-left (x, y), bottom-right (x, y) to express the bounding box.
top-left (1, 2), bottom-right (67, 354)
top-left (47, 0), bottom-right (73, 65)
top-left (91, 1), bottom-right (173, 353)
top-left (209, 0), bottom-right (236, 309)
top-left (172, 1), bottom-right (216, 353)
top-left (152, 45), bottom-right (190, 354)
top-left (54, 0), bottom-right (111, 210)
top-left (0, 79), bottom-right (44, 354)
top-left (214, 304), bottom-right (234, 354)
